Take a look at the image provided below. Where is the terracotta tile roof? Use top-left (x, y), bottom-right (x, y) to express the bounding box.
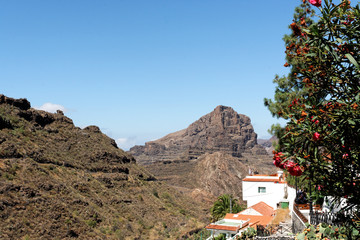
top-left (237, 215), bottom-right (273, 226)
top-left (249, 221), bottom-right (260, 227)
top-left (242, 177), bottom-right (285, 183)
top-left (248, 201), bottom-right (275, 216)
top-left (249, 174), bottom-right (278, 177)
top-left (206, 209), bottom-right (273, 233)
top-left (205, 224), bottom-right (240, 232)
top-left (223, 213), bottom-right (273, 227)
top-left (223, 213), bottom-right (244, 220)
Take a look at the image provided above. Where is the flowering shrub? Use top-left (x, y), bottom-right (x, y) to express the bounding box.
top-left (273, 151), bottom-right (286, 169)
top-left (273, 151), bottom-right (304, 176)
top-left (265, 0), bottom-right (360, 225)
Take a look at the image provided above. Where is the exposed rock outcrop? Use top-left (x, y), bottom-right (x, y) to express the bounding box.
top-left (130, 106), bottom-right (275, 203)
top-left (0, 94), bottom-right (31, 110)
top-left (130, 105), bottom-right (259, 164)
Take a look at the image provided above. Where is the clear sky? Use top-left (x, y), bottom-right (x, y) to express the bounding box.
top-left (1, 0), bottom-right (301, 150)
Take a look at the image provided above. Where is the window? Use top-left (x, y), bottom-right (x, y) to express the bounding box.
top-left (258, 187), bottom-right (266, 193)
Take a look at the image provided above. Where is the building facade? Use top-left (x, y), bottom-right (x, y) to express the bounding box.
top-left (242, 171), bottom-right (296, 210)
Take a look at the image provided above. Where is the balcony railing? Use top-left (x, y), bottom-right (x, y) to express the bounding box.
top-left (310, 211), bottom-right (344, 226)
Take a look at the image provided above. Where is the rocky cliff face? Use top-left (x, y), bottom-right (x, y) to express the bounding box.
top-left (0, 95), bottom-right (208, 239)
top-left (130, 105), bottom-right (260, 164)
top-left (130, 106), bottom-right (275, 203)
top-left (258, 136), bottom-right (278, 155)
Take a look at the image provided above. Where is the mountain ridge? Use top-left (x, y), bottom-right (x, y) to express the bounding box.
top-left (130, 105), bottom-right (260, 164)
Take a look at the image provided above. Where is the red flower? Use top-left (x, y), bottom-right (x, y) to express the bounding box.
top-left (308, 0), bottom-right (321, 7)
top-left (312, 132), bottom-right (320, 141)
top-left (273, 152), bottom-right (287, 169)
top-left (285, 161), bottom-right (303, 176)
top-left (276, 160), bottom-right (287, 169)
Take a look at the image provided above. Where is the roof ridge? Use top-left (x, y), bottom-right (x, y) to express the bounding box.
top-left (249, 201), bottom-right (275, 216)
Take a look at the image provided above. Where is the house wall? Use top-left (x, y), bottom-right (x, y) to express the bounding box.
top-left (287, 186), bottom-right (296, 210)
top-left (242, 181), bottom-right (287, 209)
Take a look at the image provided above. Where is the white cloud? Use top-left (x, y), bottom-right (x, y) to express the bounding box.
top-left (116, 137), bottom-right (137, 151)
top-left (34, 103), bottom-right (67, 113)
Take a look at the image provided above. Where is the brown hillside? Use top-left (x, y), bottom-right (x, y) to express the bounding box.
top-left (0, 95), bottom-right (208, 240)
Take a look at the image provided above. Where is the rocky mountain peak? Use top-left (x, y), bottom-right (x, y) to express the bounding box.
top-left (130, 105), bottom-right (259, 164)
top-left (130, 105), bottom-right (275, 202)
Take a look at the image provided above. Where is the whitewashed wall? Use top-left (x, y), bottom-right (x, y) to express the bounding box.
top-left (242, 181), bottom-right (288, 209)
top-left (288, 186), bottom-right (296, 210)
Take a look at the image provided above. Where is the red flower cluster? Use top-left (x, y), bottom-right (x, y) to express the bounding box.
top-left (312, 132), bottom-right (320, 141)
top-left (289, 98), bottom-right (300, 108)
top-left (285, 161), bottom-right (303, 176)
top-left (273, 152), bottom-right (286, 169)
top-left (308, 0), bottom-right (321, 7)
top-left (273, 152), bottom-right (303, 176)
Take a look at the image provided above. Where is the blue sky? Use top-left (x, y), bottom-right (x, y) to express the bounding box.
top-left (1, 0), bottom-right (302, 150)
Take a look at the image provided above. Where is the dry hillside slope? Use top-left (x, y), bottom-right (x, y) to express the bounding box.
top-left (0, 95), bottom-right (208, 240)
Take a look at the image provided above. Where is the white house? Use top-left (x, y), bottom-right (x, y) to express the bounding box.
top-left (242, 171), bottom-right (296, 210)
top-left (205, 217), bottom-right (250, 239)
top-left (205, 201), bottom-right (275, 240)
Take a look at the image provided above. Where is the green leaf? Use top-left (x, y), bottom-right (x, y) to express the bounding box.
top-left (345, 53), bottom-right (360, 68)
top-left (329, 4), bottom-right (340, 16)
top-left (352, 228), bottom-right (359, 238)
top-left (348, 119), bottom-right (356, 125)
top-left (296, 232), bottom-right (305, 240)
top-left (355, 93), bottom-right (360, 101)
top-left (336, 38), bottom-right (343, 44)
